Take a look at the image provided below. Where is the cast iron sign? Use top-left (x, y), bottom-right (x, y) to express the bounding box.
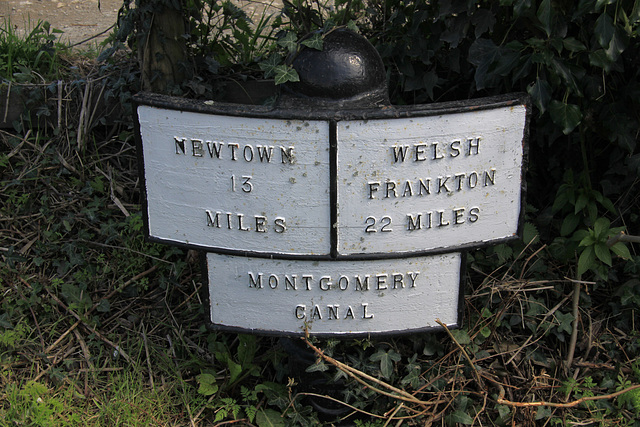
top-left (134, 92), bottom-right (529, 336)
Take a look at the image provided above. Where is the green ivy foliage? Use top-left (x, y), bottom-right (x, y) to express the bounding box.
top-left (356, 0), bottom-right (639, 279)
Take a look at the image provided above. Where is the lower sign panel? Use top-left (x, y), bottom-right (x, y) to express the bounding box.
top-left (206, 252), bottom-right (464, 336)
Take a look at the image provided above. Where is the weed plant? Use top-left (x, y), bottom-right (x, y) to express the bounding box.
top-left (0, 18), bottom-right (66, 83)
top-left (1, 0), bottom-right (640, 425)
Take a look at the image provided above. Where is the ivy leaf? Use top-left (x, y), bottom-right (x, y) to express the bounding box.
top-left (277, 32), bottom-right (298, 54)
top-left (448, 410), bottom-right (474, 425)
top-left (537, 0), bottom-right (554, 37)
top-left (596, 0), bottom-right (616, 11)
top-left (605, 27), bottom-right (628, 61)
top-left (527, 78), bottom-right (552, 114)
top-left (423, 69), bottom-right (439, 100)
top-left (370, 348), bottom-right (401, 379)
top-left (514, 0), bottom-right (534, 17)
top-left (563, 37), bottom-right (586, 52)
top-left (549, 100), bottom-right (582, 134)
top-left (259, 55), bottom-right (282, 78)
top-left (301, 33), bottom-right (323, 50)
top-left (632, 0), bottom-right (640, 24)
top-left (468, 39), bottom-right (518, 89)
top-left (555, 311), bottom-right (574, 335)
top-left (471, 8), bottom-right (496, 38)
top-left (451, 329), bottom-right (472, 345)
top-left (551, 58), bottom-right (581, 96)
top-left (536, 406), bottom-right (553, 420)
top-left (274, 65), bottom-right (300, 85)
top-left (595, 12), bottom-right (614, 49)
top-left (305, 359), bottom-right (329, 373)
top-left (589, 49), bottom-right (613, 72)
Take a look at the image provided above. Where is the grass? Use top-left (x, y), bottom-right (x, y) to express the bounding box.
top-left (0, 18), bottom-right (67, 83)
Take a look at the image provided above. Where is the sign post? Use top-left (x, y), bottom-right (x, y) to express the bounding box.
top-left (134, 29), bottom-right (529, 337)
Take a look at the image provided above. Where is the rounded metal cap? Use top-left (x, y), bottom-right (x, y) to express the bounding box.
top-left (280, 29), bottom-right (389, 109)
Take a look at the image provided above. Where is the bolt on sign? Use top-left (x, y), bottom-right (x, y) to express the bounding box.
top-left (134, 93), bottom-right (528, 336)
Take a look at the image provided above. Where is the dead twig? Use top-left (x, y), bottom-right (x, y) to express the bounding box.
top-left (498, 384), bottom-right (640, 408)
top-left (607, 231), bottom-right (640, 246)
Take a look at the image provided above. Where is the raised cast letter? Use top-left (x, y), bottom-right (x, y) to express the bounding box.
top-left (174, 137), bottom-right (186, 154)
top-left (274, 217), bottom-right (287, 233)
top-left (248, 272), bottom-right (263, 289)
top-left (191, 139), bottom-right (204, 157)
top-left (362, 303), bottom-right (374, 319)
top-left (280, 146), bottom-right (295, 164)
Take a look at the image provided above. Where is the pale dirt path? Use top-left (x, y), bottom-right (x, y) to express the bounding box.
top-left (1, 0), bottom-right (282, 48)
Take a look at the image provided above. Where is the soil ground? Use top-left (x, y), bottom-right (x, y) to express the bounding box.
top-left (1, 0), bottom-right (281, 48)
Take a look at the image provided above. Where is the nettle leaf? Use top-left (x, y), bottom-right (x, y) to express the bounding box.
top-left (274, 65), bottom-right (300, 85)
top-left (301, 33), bottom-right (323, 50)
top-left (523, 222), bottom-right (539, 245)
top-left (196, 373), bottom-right (218, 396)
top-left (593, 217), bottom-right (610, 239)
top-left (256, 408), bottom-right (285, 427)
top-left (346, 20), bottom-right (359, 33)
top-left (228, 360), bottom-right (243, 384)
top-left (561, 213), bottom-right (581, 236)
top-left (528, 79), bottom-right (552, 114)
top-left (549, 100), bottom-right (582, 134)
top-left (578, 245), bottom-right (596, 275)
top-left (594, 242), bottom-right (612, 266)
top-left (611, 242), bottom-right (632, 260)
top-left (237, 334), bottom-right (257, 369)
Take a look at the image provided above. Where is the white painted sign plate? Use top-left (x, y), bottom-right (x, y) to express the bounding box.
top-left (137, 106), bottom-right (331, 256)
top-left (206, 251), bottom-right (463, 335)
top-left (336, 105), bottom-right (527, 255)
